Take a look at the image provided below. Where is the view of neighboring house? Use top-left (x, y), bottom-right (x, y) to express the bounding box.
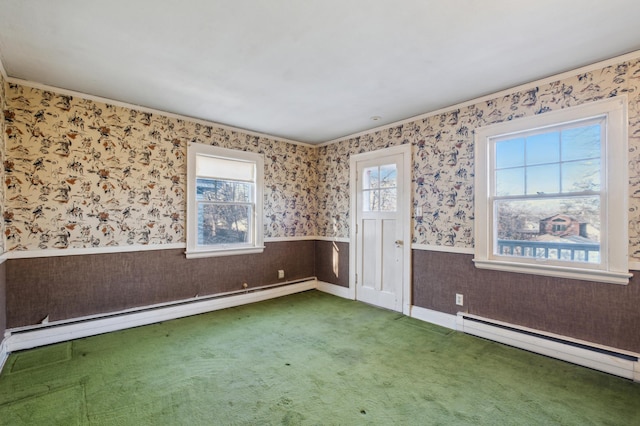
top-left (540, 214), bottom-right (586, 237)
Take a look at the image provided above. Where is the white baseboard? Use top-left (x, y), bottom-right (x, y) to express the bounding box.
top-left (5, 280), bottom-right (316, 353)
top-left (408, 306), bottom-right (639, 381)
top-left (316, 281), bottom-right (351, 299)
top-left (458, 313), bottom-right (640, 382)
top-left (0, 337), bottom-right (8, 372)
top-left (410, 305), bottom-right (458, 331)
top-left (5, 285), bottom-right (638, 383)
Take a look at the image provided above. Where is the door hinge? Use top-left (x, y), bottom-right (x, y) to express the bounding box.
top-left (355, 224), bottom-right (358, 234)
top-left (355, 273), bottom-right (358, 284)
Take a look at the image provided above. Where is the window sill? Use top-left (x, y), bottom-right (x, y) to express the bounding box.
top-left (185, 246), bottom-right (265, 259)
top-left (472, 258), bottom-right (632, 285)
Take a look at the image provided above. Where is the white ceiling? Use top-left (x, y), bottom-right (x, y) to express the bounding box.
top-left (1, 1), bottom-right (640, 144)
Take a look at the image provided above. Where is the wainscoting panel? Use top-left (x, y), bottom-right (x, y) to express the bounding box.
top-left (412, 249), bottom-right (640, 354)
top-left (6, 241), bottom-right (314, 328)
top-left (314, 240), bottom-right (349, 288)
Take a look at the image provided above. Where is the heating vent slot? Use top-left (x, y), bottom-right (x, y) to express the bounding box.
top-left (10, 278), bottom-right (315, 335)
top-left (459, 313), bottom-right (639, 382)
top-left (463, 316), bottom-right (638, 362)
top-left (4, 278), bottom-right (317, 353)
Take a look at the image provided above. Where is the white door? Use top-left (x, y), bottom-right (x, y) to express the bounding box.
top-left (352, 146), bottom-right (409, 313)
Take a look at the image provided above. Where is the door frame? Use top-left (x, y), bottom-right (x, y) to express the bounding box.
top-left (349, 144), bottom-right (412, 315)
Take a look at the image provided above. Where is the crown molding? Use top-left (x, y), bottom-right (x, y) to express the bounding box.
top-left (0, 53), bottom-right (7, 80)
top-left (2, 73), bottom-right (314, 149)
top-left (4, 47), bottom-right (640, 148)
top-left (318, 49), bottom-right (640, 147)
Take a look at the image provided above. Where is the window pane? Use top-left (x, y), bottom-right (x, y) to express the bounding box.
top-left (197, 178), bottom-right (252, 202)
top-left (561, 124), bottom-right (601, 161)
top-left (363, 189), bottom-right (379, 211)
top-left (526, 164), bottom-right (559, 194)
top-left (363, 167), bottom-right (379, 190)
top-left (198, 204), bottom-right (250, 245)
top-left (196, 155), bottom-right (255, 181)
top-left (380, 189), bottom-right (397, 211)
top-left (496, 168), bottom-right (524, 196)
top-left (496, 138), bottom-right (525, 169)
top-left (379, 164), bottom-right (397, 188)
top-left (526, 131), bottom-right (560, 165)
top-left (562, 159), bottom-right (600, 192)
top-left (494, 196), bottom-right (600, 263)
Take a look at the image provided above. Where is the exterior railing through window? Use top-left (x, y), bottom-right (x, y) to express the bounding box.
top-left (496, 240), bottom-right (601, 263)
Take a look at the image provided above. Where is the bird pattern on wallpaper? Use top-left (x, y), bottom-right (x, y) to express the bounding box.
top-left (0, 72), bottom-right (5, 254)
top-left (2, 84), bottom-right (317, 251)
top-left (315, 59), bottom-right (640, 260)
top-left (3, 58), bottom-right (640, 259)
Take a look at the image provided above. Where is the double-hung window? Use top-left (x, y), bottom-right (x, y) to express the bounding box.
top-left (474, 97), bottom-right (631, 284)
top-left (186, 144), bottom-right (264, 258)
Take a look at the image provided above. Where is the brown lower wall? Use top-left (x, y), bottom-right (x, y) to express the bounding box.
top-left (6, 241), bottom-right (315, 328)
top-left (7, 242), bottom-right (639, 355)
top-left (314, 240), bottom-right (349, 287)
top-left (0, 262), bottom-right (5, 340)
top-left (412, 250), bottom-right (640, 353)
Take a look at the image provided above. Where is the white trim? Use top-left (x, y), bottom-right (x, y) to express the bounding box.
top-left (474, 96), bottom-right (630, 285)
top-left (186, 144), bottom-right (264, 259)
top-left (0, 238), bottom-right (352, 259)
top-left (459, 313), bottom-right (640, 382)
top-left (4, 280), bottom-right (316, 353)
top-left (409, 305), bottom-right (458, 331)
top-left (411, 243), bottom-right (474, 255)
top-left (316, 281), bottom-right (351, 299)
top-left (3, 49), bottom-right (640, 148)
top-left (0, 54), bottom-right (7, 80)
top-left (473, 258), bottom-right (632, 285)
top-left (184, 246), bottom-right (265, 259)
top-left (313, 236), bottom-right (350, 243)
top-left (0, 337), bottom-right (9, 373)
top-left (5, 243), bottom-right (186, 259)
top-left (319, 49), bottom-right (640, 147)
top-left (264, 236), bottom-right (318, 242)
top-left (349, 144), bottom-right (412, 314)
top-left (3, 76), bottom-right (313, 148)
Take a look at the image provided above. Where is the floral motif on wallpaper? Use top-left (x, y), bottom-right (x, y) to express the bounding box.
top-left (0, 72), bottom-right (6, 254)
top-left (3, 84), bottom-right (317, 251)
top-left (4, 57), bottom-right (640, 259)
top-left (316, 59), bottom-right (640, 261)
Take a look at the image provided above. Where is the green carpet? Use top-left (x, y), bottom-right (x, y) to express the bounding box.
top-left (0, 290), bottom-right (638, 425)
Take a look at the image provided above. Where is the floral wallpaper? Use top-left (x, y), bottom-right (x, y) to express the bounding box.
top-left (315, 58), bottom-right (640, 262)
top-left (3, 55), bottom-right (640, 261)
top-left (2, 84), bottom-right (317, 251)
top-left (0, 73), bottom-right (5, 254)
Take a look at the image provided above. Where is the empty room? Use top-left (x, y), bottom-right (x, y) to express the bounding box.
top-left (0, 1), bottom-right (639, 424)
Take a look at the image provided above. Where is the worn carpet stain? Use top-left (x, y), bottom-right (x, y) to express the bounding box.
top-left (9, 342), bottom-right (72, 374)
top-left (0, 290), bottom-right (639, 425)
top-left (0, 384), bottom-right (86, 425)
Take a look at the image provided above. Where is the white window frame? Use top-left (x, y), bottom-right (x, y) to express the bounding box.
top-left (474, 97), bottom-right (631, 285)
top-left (186, 143), bottom-right (264, 259)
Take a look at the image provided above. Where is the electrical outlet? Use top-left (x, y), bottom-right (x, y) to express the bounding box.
top-left (415, 206), bottom-right (423, 217)
top-left (278, 270), bottom-right (285, 279)
top-left (455, 293), bottom-right (464, 306)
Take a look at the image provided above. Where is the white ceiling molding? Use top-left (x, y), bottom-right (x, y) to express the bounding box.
top-left (1, 1), bottom-right (640, 144)
top-left (1, 71), bottom-right (313, 148)
top-left (320, 49), bottom-right (640, 146)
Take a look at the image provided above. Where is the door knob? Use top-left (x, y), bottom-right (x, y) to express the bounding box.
top-left (394, 240), bottom-right (403, 246)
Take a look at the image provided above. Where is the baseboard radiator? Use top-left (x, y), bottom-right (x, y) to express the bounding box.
top-left (458, 313), bottom-right (640, 382)
top-left (4, 278), bottom-right (317, 354)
